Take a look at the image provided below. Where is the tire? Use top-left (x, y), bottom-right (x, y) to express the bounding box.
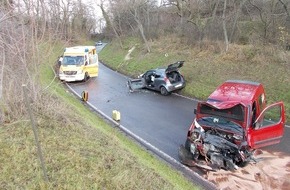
top-left (83, 72), bottom-right (89, 82)
top-left (185, 139), bottom-right (191, 151)
top-left (160, 86), bottom-right (169, 96)
top-left (238, 160), bottom-right (249, 168)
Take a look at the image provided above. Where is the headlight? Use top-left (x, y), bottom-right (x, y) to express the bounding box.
top-left (77, 70), bottom-right (83, 74)
top-left (59, 70), bottom-right (63, 74)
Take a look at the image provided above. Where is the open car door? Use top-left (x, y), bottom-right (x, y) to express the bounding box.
top-left (249, 102), bottom-right (285, 149)
top-left (127, 78), bottom-right (146, 91)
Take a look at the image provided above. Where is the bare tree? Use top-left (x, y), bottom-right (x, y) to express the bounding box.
top-left (99, 0), bottom-right (123, 48)
top-left (103, 0), bottom-right (154, 52)
top-left (278, 0), bottom-right (290, 16)
top-left (0, 0), bottom-right (97, 124)
top-left (229, 0), bottom-right (247, 43)
top-left (222, 0), bottom-right (229, 51)
top-left (129, 0), bottom-right (151, 52)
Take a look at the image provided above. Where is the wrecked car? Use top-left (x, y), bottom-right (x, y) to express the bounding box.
top-left (127, 61), bottom-right (185, 95)
top-left (179, 80), bottom-right (285, 171)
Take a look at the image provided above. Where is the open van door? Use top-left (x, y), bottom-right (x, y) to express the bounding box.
top-left (249, 102), bottom-right (285, 149)
top-left (86, 54), bottom-right (99, 77)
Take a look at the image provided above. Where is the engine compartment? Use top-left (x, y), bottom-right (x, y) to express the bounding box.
top-left (187, 127), bottom-right (253, 170)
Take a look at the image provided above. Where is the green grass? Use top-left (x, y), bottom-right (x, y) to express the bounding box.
top-left (0, 41), bottom-right (199, 189)
top-left (99, 36), bottom-right (290, 122)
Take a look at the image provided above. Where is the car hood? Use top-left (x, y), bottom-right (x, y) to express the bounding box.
top-left (60, 65), bottom-right (83, 71)
top-left (205, 100), bottom-right (244, 109)
top-left (166, 61), bottom-right (184, 73)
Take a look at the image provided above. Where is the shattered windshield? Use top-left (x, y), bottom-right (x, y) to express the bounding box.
top-left (197, 116), bottom-right (243, 134)
top-left (62, 56), bottom-right (84, 66)
top-left (200, 103), bottom-right (245, 121)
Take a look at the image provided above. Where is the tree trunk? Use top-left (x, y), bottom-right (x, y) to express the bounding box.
top-left (132, 9), bottom-right (151, 53)
top-left (99, 2), bottom-right (123, 48)
top-left (222, 0), bottom-right (229, 52)
top-left (229, 0), bottom-right (247, 43)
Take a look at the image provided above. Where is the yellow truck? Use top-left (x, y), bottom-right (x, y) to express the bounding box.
top-left (59, 46), bottom-right (98, 82)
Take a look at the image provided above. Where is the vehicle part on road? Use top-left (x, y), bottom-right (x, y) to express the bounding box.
top-left (179, 145), bottom-right (217, 171)
top-left (127, 61), bottom-right (186, 95)
top-left (180, 80), bottom-right (286, 170)
top-left (81, 91), bottom-right (88, 102)
top-left (112, 110), bottom-right (121, 121)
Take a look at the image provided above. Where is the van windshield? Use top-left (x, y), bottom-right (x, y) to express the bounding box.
top-left (62, 56), bottom-right (84, 66)
top-left (200, 103), bottom-right (245, 121)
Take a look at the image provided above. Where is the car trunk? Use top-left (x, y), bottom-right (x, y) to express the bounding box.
top-left (167, 71), bottom-right (182, 83)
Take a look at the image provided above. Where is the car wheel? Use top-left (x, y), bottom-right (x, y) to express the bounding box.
top-left (160, 86), bottom-right (169, 96)
top-left (185, 139), bottom-right (191, 151)
top-left (83, 72), bottom-right (89, 82)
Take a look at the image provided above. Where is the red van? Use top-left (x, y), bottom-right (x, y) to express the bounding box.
top-left (180, 80), bottom-right (285, 170)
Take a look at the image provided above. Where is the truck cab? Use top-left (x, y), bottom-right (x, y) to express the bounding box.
top-left (182, 80), bottom-right (285, 170)
top-left (59, 46), bottom-right (99, 82)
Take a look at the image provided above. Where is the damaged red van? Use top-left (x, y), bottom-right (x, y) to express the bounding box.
top-left (179, 80), bottom-right (286, 170)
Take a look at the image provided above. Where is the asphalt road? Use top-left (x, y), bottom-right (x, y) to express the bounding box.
top-left (67, 62), bottom-right (197, 160)
top-left (67, 61), bottom-right (290, 162)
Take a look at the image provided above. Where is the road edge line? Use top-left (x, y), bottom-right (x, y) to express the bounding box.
top-left (66, 83), bottom-right (218, 190)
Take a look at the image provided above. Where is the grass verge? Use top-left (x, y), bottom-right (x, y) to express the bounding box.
top-left (0, 42), bottom-right (198, 189)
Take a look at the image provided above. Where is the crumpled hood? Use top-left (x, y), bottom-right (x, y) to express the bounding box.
top-left (205, 100), bottom-right (245, 110)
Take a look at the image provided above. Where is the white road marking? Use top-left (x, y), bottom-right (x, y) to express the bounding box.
top-left (66, 83), bottom-right (217, 189)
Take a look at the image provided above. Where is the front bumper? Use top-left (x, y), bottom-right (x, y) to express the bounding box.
top-left (59, 73), bottom-right (85, 82)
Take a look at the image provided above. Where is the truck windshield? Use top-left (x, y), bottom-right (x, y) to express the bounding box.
top-left (200, 103), bottom-right (245, 121)
top-left (62, 56), bottom-right (84, 66)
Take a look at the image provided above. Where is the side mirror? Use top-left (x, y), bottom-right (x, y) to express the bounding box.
top-left (194, 109), bottom-right (197, 114)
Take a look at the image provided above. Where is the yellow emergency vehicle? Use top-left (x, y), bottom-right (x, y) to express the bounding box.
top-left (59, 46), bottom-right (98, 82)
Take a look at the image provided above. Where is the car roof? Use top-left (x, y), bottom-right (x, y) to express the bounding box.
top-left (207, 80), bottom-right (263, 106)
